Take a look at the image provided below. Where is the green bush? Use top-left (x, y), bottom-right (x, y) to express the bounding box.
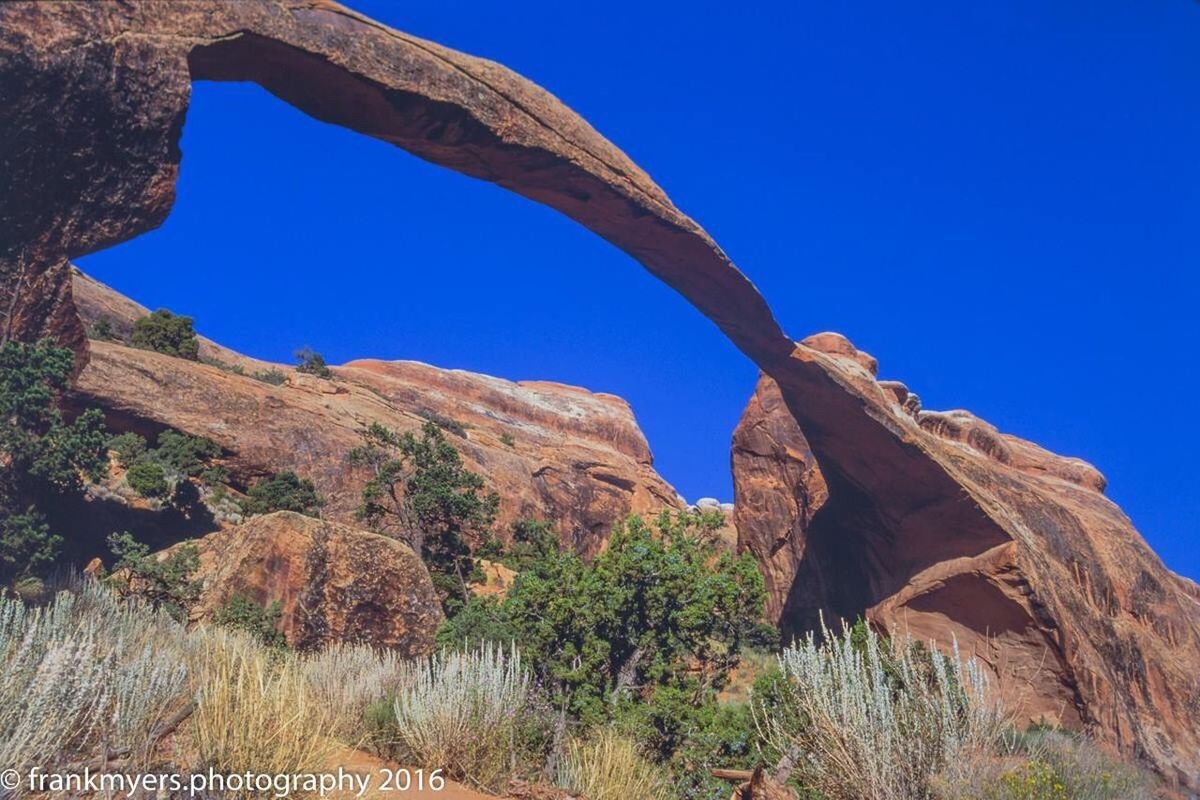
top-left (214, 593), bottom-right (287, 650)
top-left (154, 430), bottom-right (220, 476)
top-left (499, 432), bottom-right (515, 448)
top-left (242, 471), bottom-right (323, 517)
top-left (252, 368), bottom-right (287, 386)
top-left (107, 531), bottom-right (200, 622)
top-left (0, 340), bottom-right (109, 580)
top-left (295, 347), bottom-right (332, 379)
top-left (0, 509), bottom-right (62, 579)
top-left (125, 458), bottom-right (170, 499)
top-left (108, 431), bottom-right (148, 466)
top-left (131, 309), bottom-right (200, 360)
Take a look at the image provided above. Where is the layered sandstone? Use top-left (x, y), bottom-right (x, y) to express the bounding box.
top-left (179, 511), bottom-right (442, 654)
top-left (2, 0), bottom-right (1197, 785)
top-left (71, 272), bottom-right (680, 552)
top-left (734, 333), bottom-right (1200, 787)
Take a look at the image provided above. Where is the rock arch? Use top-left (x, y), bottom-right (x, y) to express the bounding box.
top-left (1, 0), bottom-right (1197, 786)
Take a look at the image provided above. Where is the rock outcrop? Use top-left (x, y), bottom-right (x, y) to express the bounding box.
top-left (72, 272), bottom-right (680, 552)
top-left (2, 0), bottom-right (1197, 785)
top-left (178, 511), bottom-right (441, 654)
top-left (734, 333), bottom-right (1200, 787)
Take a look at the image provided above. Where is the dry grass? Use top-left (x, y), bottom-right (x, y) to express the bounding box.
top-left (555, 727), bottom-right (673, 800)
top-left (935, 729), bottom-right (1163, 800)
top-left (191, 628), bottom-right (340, 782)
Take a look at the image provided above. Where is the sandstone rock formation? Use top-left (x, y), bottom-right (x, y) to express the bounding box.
top-left (734, 333), bottom-right (1200, 787)
top-left (71, 271), bottom-right (680, 552)
top-left (178, 511), bottom-right (442, 654)
top-left (2, 0), bottom-right (1197, 786)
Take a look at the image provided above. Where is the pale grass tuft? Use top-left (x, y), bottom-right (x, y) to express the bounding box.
top-left (392, 643), bottom-right (530, 791)
top-left (300, 641), bottom-right (414, 738)
top-left (555, 727), bottom-right (673, 800)
top-left (758, 619), bottom-right (1008, 800)
top-left (191, 628), bottom-right (340, 784)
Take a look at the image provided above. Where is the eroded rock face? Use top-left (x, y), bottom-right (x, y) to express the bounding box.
top-left (178, 511), bottom-right (442, 655)
top-left (734, 334), bottom-right (1200, 787)
top-left (71, 272), bottom-right (679, 552)
top-left (3, 0), bottom-right (1198, 785)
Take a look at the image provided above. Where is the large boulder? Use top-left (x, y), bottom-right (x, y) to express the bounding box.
top-left (734, 333), bottom-right (1200, 788)
top-left (180, 511), bottom-right (442, 655)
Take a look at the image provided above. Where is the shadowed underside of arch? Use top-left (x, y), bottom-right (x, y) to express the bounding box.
top-left (1, 0), bottom-right (1197, 786)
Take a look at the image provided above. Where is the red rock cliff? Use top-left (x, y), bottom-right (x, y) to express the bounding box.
top-left (71, 271), bottom-right (681, 552)
top-left (734, 333), bottom-right (1200, 787)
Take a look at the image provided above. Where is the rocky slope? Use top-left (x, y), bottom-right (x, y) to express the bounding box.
top-left (71, 271), bottom-right (681, 553)
top-left (734, 333), bottom-right (1200, 787)
top-left (2, 0), bottom-right (1197, 786)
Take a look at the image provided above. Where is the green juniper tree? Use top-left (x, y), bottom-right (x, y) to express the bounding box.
top-left (131, 309), bottom-right (200, 360)
top-left (106, 531), bottom-right (200, 622)
top-left (347, 420), bottom-right (498, 614)
top-left (0, 339), bottom-right (108, 580)
top-left (294, 346), bottom-right (332, 378)
top-left (440, 510), bottom-right (769, 725)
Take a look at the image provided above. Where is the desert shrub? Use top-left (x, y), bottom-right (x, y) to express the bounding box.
top-left (108, 431), bottom-right (148, 466)
top-left (392, 643), bottom-right (537, 791)
top-left (300, 642), bottom-right (415, 743)
top-left (242, 471), bottom-right (323, 517)
top-left (192, 629), bottom-right (338, 782)
top-left (214, 594), bottom-right (287, 650)
top-left (125, 458), bottom-right (170, 499)
top-left (201, 356), bottom-right (245, 376)
top-left (252, 368), bottom-right (287, 386)
top-left (107, 532), bottom-right (200, 622)
top-left (0, 580), bottom-right (191, 777)
top-left (131, 308), bottom-right (200, 360)
top-left (88, 316), bottom-right (117, 341)
top-left (295, 347), bottom-right (332, 378)
top-left (758, 620), bottom-right (1007, 800)
top-left (966, 729), bottom-right (1160, 800)
top-left (499, 431), bottom-right (515, 448)
top-left (987, 760), bottom-right (1069, 800)
top-left (417, 409), bottom-right (467, 438)
top-left (638, 696), bottom-right (761, 800)
top-left (556, 727), bottom-right (673, 800)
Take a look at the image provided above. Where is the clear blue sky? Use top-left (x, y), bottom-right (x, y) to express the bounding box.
top-left (78, 1), bottom-right (1199, 580)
